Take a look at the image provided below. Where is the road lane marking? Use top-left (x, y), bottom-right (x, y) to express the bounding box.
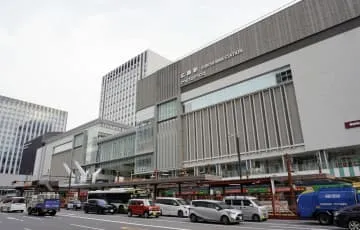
top-left (70, 224), bottom-right (104, 230)
top-left (23, 216), bottom-right (42, 221)
top-left (7, 216), bottom-right (24, 221)
top-left (24, 228), bottom-right (33, 230)
top-left (59, 214), bottom-right (190, 230)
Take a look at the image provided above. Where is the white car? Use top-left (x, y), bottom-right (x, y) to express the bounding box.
top-left (0, 197), bottom-right (26, 213)
top-left (155, 197), bottom-right (190, 217)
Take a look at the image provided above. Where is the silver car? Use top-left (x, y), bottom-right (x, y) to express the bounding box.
top-left (189, 200), bottom-right (243, 225)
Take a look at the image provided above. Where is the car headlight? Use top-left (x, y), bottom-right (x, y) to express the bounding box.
top-left (334, 211), bottom-right (340, 217)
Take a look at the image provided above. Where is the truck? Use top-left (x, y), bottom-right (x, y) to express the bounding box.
top-left (23, 180), bottom-right (61, 216)
top-left (297, 187), bottom-right (360, 225)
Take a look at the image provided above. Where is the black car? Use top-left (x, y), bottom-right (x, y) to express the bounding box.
top-left (83, 199), bottom-right (116, 214)
top-left (334, 204), bottom-right (360, 230)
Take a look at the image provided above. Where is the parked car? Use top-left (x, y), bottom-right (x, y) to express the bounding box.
top-left (189, 200), bottom-right (243, 225)
top-left (83, 199), bottom-right (116, 214)
top-left (0, 197), bottom-right (26, 213)
top-left (127, 199), bottom-right (160, 218)
top-left (155, 197), bottom-right (190, 217)
top-left (66, 200), bottom-right (82, 210)
top-left (334, 204), bottom-right (360, 230)
top-left (223, 196), bottom-right (268, 221)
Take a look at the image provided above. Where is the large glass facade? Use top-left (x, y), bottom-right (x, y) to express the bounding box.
top-left (135, 119), bottom-right (154, 154)
top-left (183, 66), bottom-right (291, 113)
top-left (97, 133), bottom-right (136, 163)
top-left (158, 100), bottom-right (177, 122)
top-left (0, 95), bottom-right (67, 175)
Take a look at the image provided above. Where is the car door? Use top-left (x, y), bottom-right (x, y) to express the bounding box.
top-left (168, 200), bottom-right (178, 216)
top-left (192, 201), bottom-right (209, 220)
top-left (88, 200), bottom-right (96, 212)
top-left (242, 199), bottom-right (253, 220)
top-left (207, 202), bottom-right (221, 221)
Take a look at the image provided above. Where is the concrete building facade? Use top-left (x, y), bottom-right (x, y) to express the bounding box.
top-left (99, 50), bottom-right (171, 126)
top-left (0, 95), bottom-right (67, 175)
top-left (33, 119), bottom-right (128, 185)
top-left (134, 0), bottom-right (360, 179)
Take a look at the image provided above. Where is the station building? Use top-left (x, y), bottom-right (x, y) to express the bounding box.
top-left (133, 0), bottom-right (360, 180)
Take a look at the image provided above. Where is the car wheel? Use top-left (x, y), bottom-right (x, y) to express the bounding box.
top-left (190, 214), bottom-right (198, 223)
top-left (221, 216), bottom-right (230, 225)
top-left (252, 214), bottom-right (260, 222)
top-left (49, 211), bottom-right (56, 216)
top-left (318, 213), bottom-right (332, 225)
top-left (178, 210), bottom-right (184, 218)
top-left (127, 210), bottom-right (132, 217)
top-left (349, 220), bottom-right (360, 230)
top-left (84, 208), bottom-right (89, 214)
top-left (27, 208), bottom-right (32, 215)
top-left (144, 212), bottom-right (149, 218)
top-left (119, 205), bottom-right (125, 214)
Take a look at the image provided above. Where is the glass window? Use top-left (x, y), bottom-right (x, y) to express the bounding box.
top-left (183, 66), bottom-right (291, 113)
top-left (158, 100), bottom-right (177, 122)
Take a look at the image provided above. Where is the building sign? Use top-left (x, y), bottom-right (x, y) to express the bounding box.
top-left (344, 120), bottom-right (360, 129)
top-left (180, 49), bottom-right (243, 85)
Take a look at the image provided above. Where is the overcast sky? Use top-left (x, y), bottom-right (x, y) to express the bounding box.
top-left (0, 0), bottom-right (293, 130)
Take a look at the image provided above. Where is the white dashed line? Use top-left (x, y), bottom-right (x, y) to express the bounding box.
top-left (23, 216), bottom-right (42, 221)
top-left (59, 214), bottom-right (190, 230)
top-left (6, 216), bottom-right (24, 221)
top-left (24, 228), bottom-right (33, 230)
top-left (70, 224), bottom-right (104, 230)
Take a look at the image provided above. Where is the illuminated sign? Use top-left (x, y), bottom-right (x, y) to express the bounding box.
top-left (180, 49), bottom-right (243, 85)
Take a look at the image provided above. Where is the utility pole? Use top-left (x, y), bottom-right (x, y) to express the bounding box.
top-left (285, 154), bottom-right (296, 212)
top-left (235, 136), bottom-right (244, 194)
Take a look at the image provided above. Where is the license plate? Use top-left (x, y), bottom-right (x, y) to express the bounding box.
top-left (110, 209), bottom-right (113, 212)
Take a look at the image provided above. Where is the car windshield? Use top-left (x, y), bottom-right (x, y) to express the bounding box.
top-left (98, 200), bottom-right (108, 205)
top-left (217, 202), bottom-right (232, 209)
top-left (177, 199), bottom-right (189, 205)
top-left (251, 199), bottom-right (262, 206)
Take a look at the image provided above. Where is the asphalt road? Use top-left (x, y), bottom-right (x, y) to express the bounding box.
top-left (0, 209), bottom-right (344, 230)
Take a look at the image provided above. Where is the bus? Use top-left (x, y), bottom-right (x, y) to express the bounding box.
top-left (87, 188), bottom-right (149, 213)
top-left (0, 189), bottom-right (18, 201)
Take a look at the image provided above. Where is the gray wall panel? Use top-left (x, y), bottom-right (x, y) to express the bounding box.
top-left (182, 116), bottom-right (189, 162)
top-left (273, 87), bottom-right (290, 146)
top-left (253, 93), bottom-right (266, 150)
top-left (244, 96), bottom-right (256, 152)
top-left (188, 113), bottom-right (196, 161)
top-left (181, 83), bottom-right (304, 162)
top-left (264, 90), bottom-right (279, 148)
top-left (234, 98), bottom-right (247, 153)
top-left (225, 101), bottom-right (236, 154)
top-left (284, 83), bottom-right (304, 144)
top-left (209, 106), bottom-right (220, 157)
top-left (203, 109), bottom-right (212, 159)
top-left (195, 110), bottom-right (204, 160)
top-left (217, 104), bottom-right (228, 156)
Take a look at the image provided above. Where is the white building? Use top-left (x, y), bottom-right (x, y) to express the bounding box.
top-left (33, 119), bottom-right (129, 185)
top-left (98, 50), bottom-right (171, 126)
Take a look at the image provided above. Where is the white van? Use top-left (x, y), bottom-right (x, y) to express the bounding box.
top-left (155, 197), bottom-right (190, 217)
top-left (223, 196), bottom-right (268, 221)
top-left (0, 197), bottom-right (26, 213)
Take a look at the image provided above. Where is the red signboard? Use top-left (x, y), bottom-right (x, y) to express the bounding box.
top-left (345, 120), bottom-right (360, 129)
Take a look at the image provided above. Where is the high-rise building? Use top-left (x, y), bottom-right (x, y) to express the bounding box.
top-left (99, 50), bottom-right (171, 126)
top-left (0, 95), bottom-right (67, 175)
